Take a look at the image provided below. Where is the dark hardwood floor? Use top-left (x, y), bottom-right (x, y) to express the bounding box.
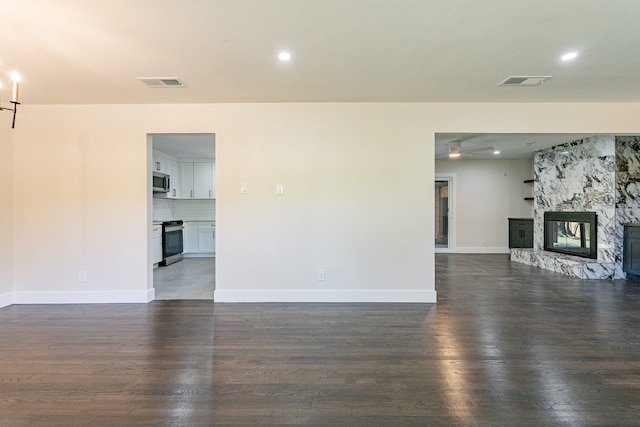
top-left (1, 254), bottom-right (639, 426)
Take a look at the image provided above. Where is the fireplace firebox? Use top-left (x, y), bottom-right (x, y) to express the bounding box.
top-left (544, 211), bottom-right (597, 259)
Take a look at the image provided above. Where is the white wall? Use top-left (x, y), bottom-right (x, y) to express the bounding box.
top-left (212, 104), bottom-right (434, 302)
top-left (435, 158), bottom-right (533, 252)
top-left (12, 105), bottom-right (149, 303)
top-left (8, 102), bottom-right (640, 304)
top-left (0, 113), bottom-right (13, 307)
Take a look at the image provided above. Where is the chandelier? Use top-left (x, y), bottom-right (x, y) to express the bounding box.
top-left (0, 71), bottom-right (20, 128)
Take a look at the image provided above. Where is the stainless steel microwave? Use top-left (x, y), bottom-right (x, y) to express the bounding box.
top-left (152, 171), bottom-right (170, 193)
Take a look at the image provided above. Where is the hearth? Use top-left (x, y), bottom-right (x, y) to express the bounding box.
top-left (544, 211), bottom-right (597, 259)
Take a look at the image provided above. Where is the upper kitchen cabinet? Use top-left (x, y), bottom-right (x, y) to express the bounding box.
top-left (180, 162), bottom-right (194, 199)
top-left (152, 152), bottom-right (170, 174)
top-left (152, 133), bottom-right (216, 199)
top-left (152, 150), bottom-right (179, 199)
top-left (180, 162), bottom-right (215, 199)
top-left (166, 159), bottom-right (180, 199)
top-left (194, 162), bottom-right (215, 199)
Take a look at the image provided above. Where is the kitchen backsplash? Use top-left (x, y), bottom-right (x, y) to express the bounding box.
top-left (153, 198), bottom-right (216, 222)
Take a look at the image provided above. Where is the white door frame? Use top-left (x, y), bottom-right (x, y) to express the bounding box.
top-left (435, 173), bottom-right (456, 253)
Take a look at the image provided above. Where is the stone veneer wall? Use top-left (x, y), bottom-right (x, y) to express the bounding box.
top-left (533, 135), bottom-right (616, 262)
top-left (525, 135), bottom-right (640, 279)
top-left (614, 136), bottom-right (640, 278)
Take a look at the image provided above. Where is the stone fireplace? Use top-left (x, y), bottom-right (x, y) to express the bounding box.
top-left (511, 135), bottom-right (640, 279)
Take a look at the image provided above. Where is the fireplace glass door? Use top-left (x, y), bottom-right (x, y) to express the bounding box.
top-left (550, 221), bottom-right (590, 250)
top-left (544, 211), bottom-right (597, 259)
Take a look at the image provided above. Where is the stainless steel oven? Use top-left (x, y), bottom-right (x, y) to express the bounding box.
top-left (160, 220), bottom-right (184, 266)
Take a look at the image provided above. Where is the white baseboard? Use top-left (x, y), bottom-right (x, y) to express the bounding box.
top-left (0, 292), bottom-right (13, 308)
top-left (439, 247), bottom-right (510, 254)
top-left (11, 291), bottom-right (151, 305)
top-left (214, 289), bottom-right (437, 303)
top-left (2, 289), bottom-right (436, 306)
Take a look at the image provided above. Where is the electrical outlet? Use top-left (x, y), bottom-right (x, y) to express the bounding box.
top-left (240, 183), bottom-right (248, 194)
top-left (318, 269), bottom-right (326, 281)
top-left (78, 270), bottom-right (87, 282)
top-left (481, 237), bottom-right (487, 245)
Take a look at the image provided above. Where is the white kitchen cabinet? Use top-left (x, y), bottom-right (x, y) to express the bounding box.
top-left (152, 225), bottom-right (163, 265)
top-left (166, 159), bottom-right (180, 199)
top-left (210, 162), bottom-right (216, 198)
top-left (197, 222), bottom-right (216, 252)
top-left (193, 163), bottom-right (213, 199)
top-left (180, 162), bottom-right (195, 198)
top-left (183, 222), bottom-right (198, 253)
top-left (180, 162), bottom-right (215, 199)
top-left (153, 152), bottom-right (170, 174)
top-left (182, 221), bottom-right (215, 256)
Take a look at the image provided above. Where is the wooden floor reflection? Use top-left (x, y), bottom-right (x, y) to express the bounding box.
top-left (1, 254), bottom-right (639, 425)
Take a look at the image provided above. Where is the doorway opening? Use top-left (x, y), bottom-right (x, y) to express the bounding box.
top-left (150, 133), bottom-right (216, 300)
top-left (435, 174), bottom-right (455, 252)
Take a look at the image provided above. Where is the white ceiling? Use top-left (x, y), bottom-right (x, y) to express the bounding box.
top-left (2, 1), bottom-right (638, 158)
top-left (1, 0), bottom-right (640, 105)
top-left (434, 133), bottom-right (597, 160)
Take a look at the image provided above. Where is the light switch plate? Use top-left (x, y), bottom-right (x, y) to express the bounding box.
top-left (276, 184), bottom-right (284, 195)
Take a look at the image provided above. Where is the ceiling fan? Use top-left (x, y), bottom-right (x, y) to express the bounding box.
top-left (438, 140), bottom-right (495, 159)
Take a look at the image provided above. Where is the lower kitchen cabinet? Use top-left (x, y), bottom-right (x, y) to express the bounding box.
top-left (183, 222), bottom-right (198, 253)
top-left (509, 218), bottom-right (534, 248)
top-left (198, 222), bottom-right (216, 253)
top-left (152, 224), bottom-right (163, 265)
top-left (183, 221), bottom-right (215, 256)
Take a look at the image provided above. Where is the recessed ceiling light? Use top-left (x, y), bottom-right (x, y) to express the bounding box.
top-left (493, 150), bottom-right (500, 155)
top-left (561, 51), bottom-right (578, 61)
top-left (278, 51), bottom-right (292, 62)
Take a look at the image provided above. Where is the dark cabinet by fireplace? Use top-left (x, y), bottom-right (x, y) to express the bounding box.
top-left (623, 224), bottom-right (640, 278)
top-left (509, 218), bottom-right (534, 248)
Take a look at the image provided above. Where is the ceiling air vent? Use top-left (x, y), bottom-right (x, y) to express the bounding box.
top-left (498, 76), bottom-right (551, 86)
top-left (137, 77), bottom-right (187, 88)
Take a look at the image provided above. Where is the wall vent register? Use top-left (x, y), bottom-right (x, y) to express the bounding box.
top-left (498, 76), bottom-right (551, 86)
top-left (138, 77), bottom-right (187, 88)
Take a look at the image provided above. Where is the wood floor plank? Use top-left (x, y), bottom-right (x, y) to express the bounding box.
top-left (1, 254), bottom-right (639, 425)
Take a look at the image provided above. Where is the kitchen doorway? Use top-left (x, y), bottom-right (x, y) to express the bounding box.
top-left (150, 133), bottom-right (216, 300)
top-left (435, 174), bottom-right (455, 252)
top-left (153, 258), bottom-right (214, 299)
